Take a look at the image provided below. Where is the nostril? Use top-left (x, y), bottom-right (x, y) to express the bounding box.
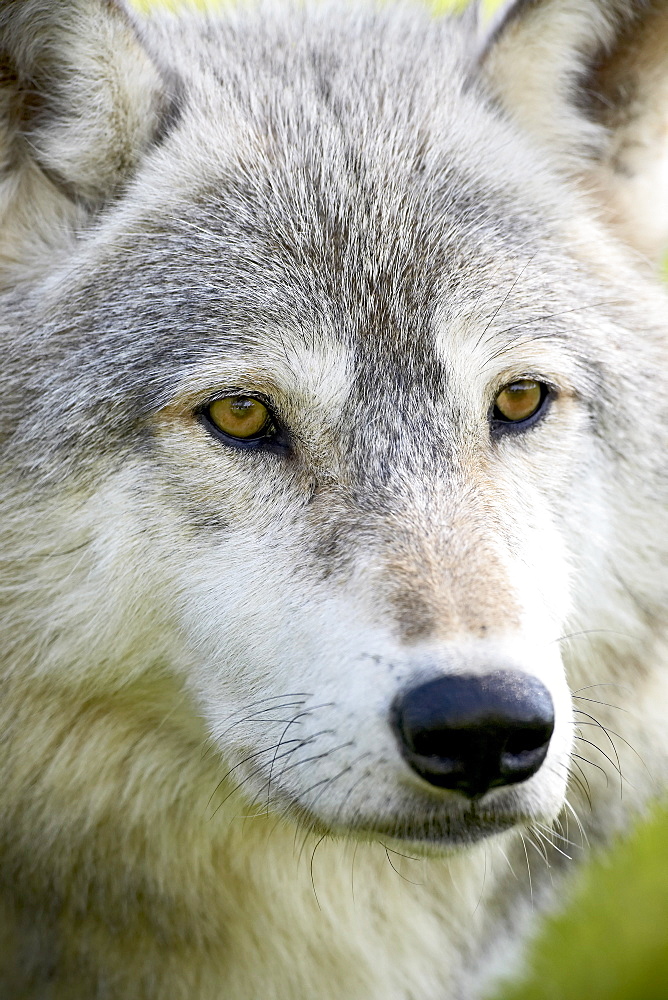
top-left (503, 725), bottom-right (553, 757)
top-left (392, 670), bottom-right (554, 799)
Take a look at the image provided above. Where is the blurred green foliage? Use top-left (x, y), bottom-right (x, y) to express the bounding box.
top-left (495, 804), bottom-right (668, 1000)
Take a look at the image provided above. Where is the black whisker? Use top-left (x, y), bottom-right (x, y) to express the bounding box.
top-left (208, 738), bottom-right (310, 816)
top-left (382, 845), bottom-right (423, 885)
top-left (574, 736), bottom-right (623, 782)
top-left (573, 713), bottom-right (623, 791)
top-left (572, 752), bottom-right (610, 786)
top-left (474, 251), bottom-right (539, 352)
top-left (309, 834), bottom-right (328, 910)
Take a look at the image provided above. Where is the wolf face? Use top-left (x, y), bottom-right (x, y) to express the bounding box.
top-left (1, 0), bottom-right (667, 997)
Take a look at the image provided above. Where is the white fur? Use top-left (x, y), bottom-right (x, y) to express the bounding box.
top-left (0, 1), bottom-right (667, 997)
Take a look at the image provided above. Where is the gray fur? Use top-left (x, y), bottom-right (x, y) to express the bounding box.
top-left (0, 1), bottom-right (667, 997)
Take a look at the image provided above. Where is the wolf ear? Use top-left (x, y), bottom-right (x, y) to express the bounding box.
top-left (0, 0), bottom-right (171, 243)
top-left (478, 0), bottom-right (668, 262)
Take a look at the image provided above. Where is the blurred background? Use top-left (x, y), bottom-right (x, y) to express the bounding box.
top-left (133, 0), bottom-right (668, 996)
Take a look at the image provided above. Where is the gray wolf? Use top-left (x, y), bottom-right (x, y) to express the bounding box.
top-left (0, 0), bottom-right (667, 997)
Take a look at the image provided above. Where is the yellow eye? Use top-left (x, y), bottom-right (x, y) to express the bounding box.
top-left (207, 396), bottom-right (272, 440)
top-left (494, 380), bottom-right (544, 424)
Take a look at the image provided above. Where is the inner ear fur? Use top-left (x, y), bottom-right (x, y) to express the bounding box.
top-left (0, 0), bottom-right (172, 278)
top-left (478, 0), bottom-right (668, 262)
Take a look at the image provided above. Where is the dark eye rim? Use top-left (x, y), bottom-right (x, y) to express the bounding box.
top-left (489, 380), bottom-right (555, 438)
top-left (197, 393), bottom-right (291, 455)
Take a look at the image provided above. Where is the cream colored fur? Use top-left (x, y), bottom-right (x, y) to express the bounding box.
top-left (0, 1), bottom-right (667, 998)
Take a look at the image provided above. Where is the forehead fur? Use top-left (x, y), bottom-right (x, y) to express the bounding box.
top-left (59, 5), bottom-right (583, 353)
top-left (1, 0), bottom-right (652, 486)
top-left (138, 0), bottom-right (569, 331)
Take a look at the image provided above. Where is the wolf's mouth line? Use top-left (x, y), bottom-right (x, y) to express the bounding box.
top-left (236, 763), bottom-right (541, 845)
top-left (283, 797), bottom-right (528, 846)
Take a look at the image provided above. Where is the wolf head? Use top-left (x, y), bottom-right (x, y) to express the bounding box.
top-left (1, 0), bottom-right (667, 849)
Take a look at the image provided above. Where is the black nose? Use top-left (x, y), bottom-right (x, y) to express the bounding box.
top-left (392, 671), bottom-right (554, 799)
